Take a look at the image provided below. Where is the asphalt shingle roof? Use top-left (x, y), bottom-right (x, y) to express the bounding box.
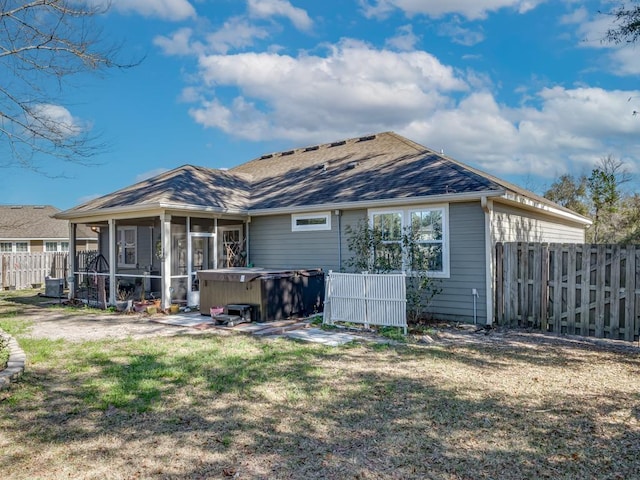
top-left (0, 205), bottom-right (96, 239)
top-left (57, 132), bottom-right (585, 219)
top-left (63, 165), bottom-right (252, 215)
top-left (233, 132), bottom-right (502, 210)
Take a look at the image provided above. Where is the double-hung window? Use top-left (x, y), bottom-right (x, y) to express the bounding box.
top-left (369, 205), bottom-right (449, 277)
top-left (371, 211), bottom-right (403, 271)
top-left (117, 227), bottom-right (137, 268)
top-left (409, 209), bottom-right (445, 272)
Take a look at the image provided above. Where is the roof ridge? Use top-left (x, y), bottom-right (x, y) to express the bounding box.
top-left (238, 131), bottom-right (392, 165)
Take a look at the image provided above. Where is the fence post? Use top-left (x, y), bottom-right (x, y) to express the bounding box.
top-left (610, 245), bottom-right (621, 339)
top-left (495, 243), bottom-right (504, 324)
top-left (540, 244), bottom-right (549, 332)
top-left (594, 245), bottom-right (607, 337)
top-left (625, 246), bottom-right (637, 341)
top-left (578, 245), bottom-right (591, 337)
top-left (566, 244), bottom-right (577, 335)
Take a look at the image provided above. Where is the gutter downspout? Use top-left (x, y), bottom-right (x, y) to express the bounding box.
top-left (335, 210), bottom-right (342, 271)
top-left (481, 196), bottom-right (494, 326)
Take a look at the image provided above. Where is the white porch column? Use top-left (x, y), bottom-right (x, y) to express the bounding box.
top-left (108, 219), bottom-right (117, 306)
top-left (246, 216), bottom-right (251, 267)
top-left (161, 213), bottom-right (172, 310)
top-left (67, 222), bottom-right (77, 299)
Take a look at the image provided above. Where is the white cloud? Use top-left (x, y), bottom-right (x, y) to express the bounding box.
top-left (178, 34), bottom-right (640, 182)
top-left (247, 0), bottom-right (313, 31)
top-left (187, 40), bottom-right (467, 141)
top-left (385, 24), bottom-right (420, 51)
top-left (559, 6), bottom-right (588, 25)
top-left (570, 10), bottom-right (640, 77)
top-left (107, 0), bottom-right (196, 21)
top-left (206, 17), bottom-right (271, 54)
top-left (154, 28), bottom-right (201, 56)
top-left (27, 104), bottom-right (84, 140)
top-left (609, 47), bottom-right (640, 75)
top-left (438, 17), bottom-right (485, 45)
top-left (359, 0), bottom-right (546, 21)
top-left (410, 87), bottom-right (640, 179)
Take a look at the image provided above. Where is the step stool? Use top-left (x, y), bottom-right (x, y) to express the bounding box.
top-left (213, 304), bottom-right (254, 327)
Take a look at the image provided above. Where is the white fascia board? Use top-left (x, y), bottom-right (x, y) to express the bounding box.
top-left (496, 194), bottom-right (592, 226)
top-left (247, 190), bottom-right (506, 216)
top-left (55, 203), bottom-right (248, 223)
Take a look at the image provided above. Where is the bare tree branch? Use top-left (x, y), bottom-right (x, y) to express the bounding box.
top-left (0, 0), bottom-right (139, 170)
top-left (604, 1), bottom-right (640, 45)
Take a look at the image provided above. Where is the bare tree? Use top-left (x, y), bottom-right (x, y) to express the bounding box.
top-left (0, 1), bottom-right (134, 170)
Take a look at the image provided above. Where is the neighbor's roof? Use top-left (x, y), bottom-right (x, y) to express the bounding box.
top-left (55, 132), bottom-right (590, 224)
top-left (0, 205), bottom-right (97, 240)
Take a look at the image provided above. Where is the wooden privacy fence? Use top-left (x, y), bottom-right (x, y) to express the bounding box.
top-left (1, 252), bottom-right (68, 290)
top-left (496, 242), bottom-right (640, 341)
top-left (325, 271), bottom-right (407, 333)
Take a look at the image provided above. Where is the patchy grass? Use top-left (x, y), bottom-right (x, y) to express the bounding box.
top-left (0, 288), bottom-right (112, 318)
top-left (1, 295), bottom-right (639, 479)
top-left (378, 325), bottom-right (407, 342)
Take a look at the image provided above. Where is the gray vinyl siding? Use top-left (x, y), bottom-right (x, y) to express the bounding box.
top-left (250, 204), bottom-right (487, 324)
top-left (492, 203), bottom-right (586, 243)
top-left (98, 225), bottom-right (154, 273)
top-left (249, 213), bottom-right (343, 271)
top-left (428, 202), bottom-right (487, 323)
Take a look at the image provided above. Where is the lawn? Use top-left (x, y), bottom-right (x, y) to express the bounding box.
top-left (1, 296), bottom-right (639, 479)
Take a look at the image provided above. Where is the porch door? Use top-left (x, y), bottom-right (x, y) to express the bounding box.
top-left (188, 233), bottom-right (216, 306)
top-left (218, 226), bottom-right (243, 268)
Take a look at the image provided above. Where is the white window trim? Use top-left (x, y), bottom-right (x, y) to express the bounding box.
top-left (368, 204), bottom-right (450, 278)
top-left (44, 241), bottom-right (70, 253)
top-left (291, 212), bottom-right (332, 232)
top-left (117, 226), bottom-right (137, 268)
top-left (1, 241), bottom-right (30, 253)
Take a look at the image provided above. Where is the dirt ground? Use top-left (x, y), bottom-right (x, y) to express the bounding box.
top-left (6, 300), bottom-right (639, 356)
top-left (19, 309), bottom-right (232, 342)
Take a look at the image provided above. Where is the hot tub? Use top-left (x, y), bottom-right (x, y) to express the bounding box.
top-left (197, 268), bottom-right (324, 321)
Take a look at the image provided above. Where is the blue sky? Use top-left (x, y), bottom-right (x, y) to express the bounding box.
top-left (3, 0), bottom-right (640, 209)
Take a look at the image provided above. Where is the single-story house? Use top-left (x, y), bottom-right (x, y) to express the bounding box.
top-left (0, 205), bottom-right (97, 253)
top-left (54, 132), bottom-right (591, 324)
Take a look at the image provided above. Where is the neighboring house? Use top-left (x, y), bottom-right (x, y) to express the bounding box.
top-left (54, 132), bottom-right (591, 323)
top-left (0, 205), bottom-right (97, 253)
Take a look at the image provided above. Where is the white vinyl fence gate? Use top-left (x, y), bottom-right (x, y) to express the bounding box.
top-left (325, 271), bottom-right (407, 333)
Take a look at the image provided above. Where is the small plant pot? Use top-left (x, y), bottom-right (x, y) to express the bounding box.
top-left (133, 302), bottom-right (147, 313)
top-left (169, 304), bottom-right (180, 314)
top-left (145, 306), bottom-right (158, 315)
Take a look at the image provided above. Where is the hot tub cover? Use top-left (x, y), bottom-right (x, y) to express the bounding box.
top-left (196, 267), bottom-right (323, 283)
